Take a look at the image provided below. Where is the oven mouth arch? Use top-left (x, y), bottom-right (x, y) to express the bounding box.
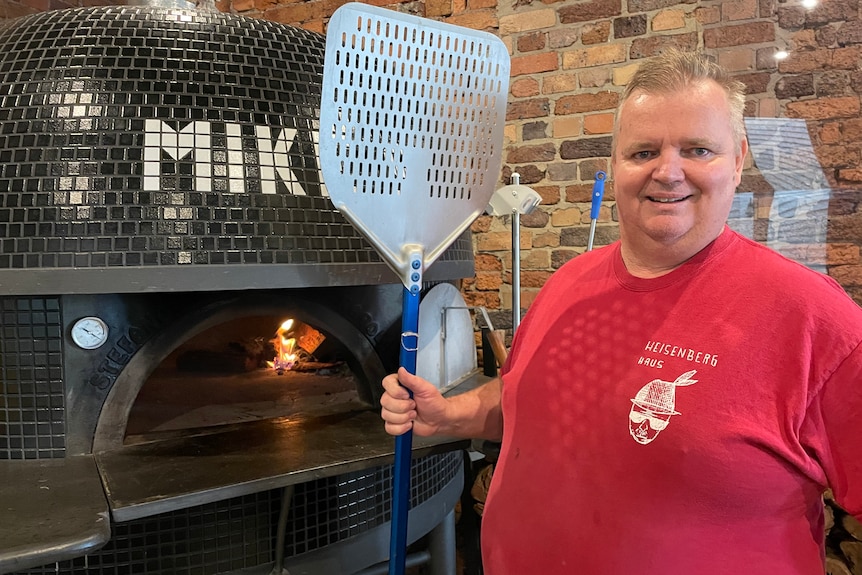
top-left (92, 292), bottom-right (388, 453)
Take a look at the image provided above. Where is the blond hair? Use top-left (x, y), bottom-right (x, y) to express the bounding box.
top-left (614, 49), bottom-right (747, 152)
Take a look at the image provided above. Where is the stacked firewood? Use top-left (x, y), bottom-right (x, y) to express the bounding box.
top-left (826, 491), bottom-right (862, 575)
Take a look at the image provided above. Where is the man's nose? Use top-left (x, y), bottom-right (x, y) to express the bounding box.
top-left (652, 151), bottom-right (685, 183)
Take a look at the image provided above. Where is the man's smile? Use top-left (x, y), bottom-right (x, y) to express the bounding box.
top-left (646, 195), bottom-right (692, 203)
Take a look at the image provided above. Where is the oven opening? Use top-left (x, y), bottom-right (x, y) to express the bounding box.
top-left (124, 314), bottom-right (369, 445)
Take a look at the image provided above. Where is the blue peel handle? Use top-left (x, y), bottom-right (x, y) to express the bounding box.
top-left (389, 286), bottom-right (419, 575)
top-left (591, 171), bottom-right (606, 220)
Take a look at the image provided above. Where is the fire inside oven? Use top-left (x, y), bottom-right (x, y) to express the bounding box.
top-left (125, 314), bottom-right (367, 444)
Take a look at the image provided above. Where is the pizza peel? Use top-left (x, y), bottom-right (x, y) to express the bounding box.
top-left (318, 4), bottom-right (509, 573)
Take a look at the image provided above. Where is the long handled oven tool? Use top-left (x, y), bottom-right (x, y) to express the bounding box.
top-left (318, 5), bottom-right (509, 574)
top-left (587, 171), bottom-right (607, 251)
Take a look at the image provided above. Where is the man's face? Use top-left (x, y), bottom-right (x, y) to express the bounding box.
top-left (611, 81), bottom-right (748, 261)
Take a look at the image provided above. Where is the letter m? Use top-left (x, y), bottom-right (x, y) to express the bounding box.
top-left (144, 120), bottom-right (213, 192)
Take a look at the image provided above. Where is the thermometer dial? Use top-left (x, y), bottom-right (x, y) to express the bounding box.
top-left (71, 317), bottom-right (109, 350)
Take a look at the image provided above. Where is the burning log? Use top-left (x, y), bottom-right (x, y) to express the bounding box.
top-left (269, 318), bottom-right (326, 374)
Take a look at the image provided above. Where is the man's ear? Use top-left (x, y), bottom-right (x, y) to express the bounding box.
top-left (735, 137), bottom-right (749, 184)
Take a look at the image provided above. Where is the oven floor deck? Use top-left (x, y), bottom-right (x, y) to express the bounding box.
top-left (96, 407), bottom-right (470, 522)
top-left (96, 371), bottom-right (485, 522)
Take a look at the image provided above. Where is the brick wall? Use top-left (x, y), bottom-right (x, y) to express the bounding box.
top-left (2, 0), bottom-right (861, 326)
top-left (0, 0), bottom-right (110, 19)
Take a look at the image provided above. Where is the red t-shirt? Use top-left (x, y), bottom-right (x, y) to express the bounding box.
top-left (482, 228), bottom-right (862, 574)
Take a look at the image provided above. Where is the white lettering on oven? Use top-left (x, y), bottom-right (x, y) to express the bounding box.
top-left (143, 119), bottom-right (328, 196)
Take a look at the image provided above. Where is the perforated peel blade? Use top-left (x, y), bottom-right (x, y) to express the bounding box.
top-left (319, 2), bottom-right (510, 288)
top-left (318, 8), bottom-right (510, 573)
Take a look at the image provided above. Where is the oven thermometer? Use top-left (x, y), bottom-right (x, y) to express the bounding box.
top-left (71, 316), bottom-right (109, 350)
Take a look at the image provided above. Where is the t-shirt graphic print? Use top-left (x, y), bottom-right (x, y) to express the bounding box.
top-left (629, 369), bottom-right (697, 444)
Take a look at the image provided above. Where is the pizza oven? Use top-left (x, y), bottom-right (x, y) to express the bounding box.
top-left (0, 5), bottom-right (477, 574)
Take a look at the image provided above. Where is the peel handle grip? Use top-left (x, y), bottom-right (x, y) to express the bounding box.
top-left (389, 286), bottom-right (419, 575)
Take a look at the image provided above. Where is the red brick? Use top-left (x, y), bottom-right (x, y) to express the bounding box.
top-left (551, 249), bottom-right (579, 268)
top-left (521, 209), bottom-right (550, 228)
top-left (703, 22), bottom-right (775, 48)
top-left (471, 215), bottom-right (493, 233)
top-left (546, 161), bottom-right (579, 182)
top-left (785, 97), bottom-right (860, 121)
top-left (629, 0), bottom-right (689, 11)
top-left (518, 31), bottom-right (547, 52)
top-left (512, 77), bottom-right (541, 98)
top-left (522, 249), bottom-right (551, 270)
top-left (775, 244), bottom-right (859, 266)
top-left (507, 143), bottom-right (557, 163)
top-left (817, 122), bottom-right (842, 145)
top-left (520, 270), bottom-right (554, 287)
top-left (507, 99), bottom-right (551, 121)
top-left (779, 49), bottom-right (830, 73)
top-left (533, 231), bottom-right (562, 248)
top-left (511, 51), bottom-right (559, 76)
top-left (565, 183), bottom-right (594, 203)
top-left (470, 0), bottom-right (498, 9)
top-left (462, 291), bottom-right (502, 309)
top-left (519, 289), bottom-right (540, 310)
top-left (838, 169), bottom-right (862, 183)
top-left (478, 231), bottom-right (515, 251)
top-left (837, 21), bottom-right (862, 45)
top-left (445, 10), bottom-right (498, 30)
top-left (695, 6), bottom-right (721, 25)
top-left (475, 271), bottom-right (504, 290)
top-left (582, 21), bottom-right (611, 44)
top-left (474, 253), bottom-right (504, 271)
top-left (232, 0), bottom-right (255, 11)
top-left (266, 1), bottom-right (324, 24)
top-left (828, 244), bottom-right (861, 265)
top-left (426, 0), bottom-right (453, 17)
top-left (804, 0), bottom-right (857, 25)
top-left (0, 0), bottom-right (40, 15)
top-left (630, 32), bottom-right (697, 59)
top-left (830, 265), bottom-right (862, 287)
top-left (832, 47), bottom-right (862, 71)
top-left (652, 9), bottom-right (686, 31)
top-left (816, 144), bottom-right (861, 169)
top-left (543, 73), bottom-right (579, 94)
top-left (579, 68), bottom-right (611, 88)
top-left (533, 185), bottom-right (561, 205)
top-left (558, 0), bottom-right (621, 24)
top-left (548, 28), bottom-right (580, 49)
top-left (584, 113), bottom-right (614, 134)
top-left (722, 0), bottom-right (757, 21)
top-left (555, 91), bottom-right (619, 115)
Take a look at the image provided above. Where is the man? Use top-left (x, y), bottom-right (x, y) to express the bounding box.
top-left (380, 50), bottom-right (862, 573)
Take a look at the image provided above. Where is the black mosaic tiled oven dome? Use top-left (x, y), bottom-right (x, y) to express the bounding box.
top-left (0, 7), bottom-right (472, 573)
top-left (0, 5), bottom-right (473, 295)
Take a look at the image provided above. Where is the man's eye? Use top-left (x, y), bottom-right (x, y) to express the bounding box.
top-left (691, 148), bottom-right (710, 157)
top-left (633, 151), bottom-right (653, 160)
